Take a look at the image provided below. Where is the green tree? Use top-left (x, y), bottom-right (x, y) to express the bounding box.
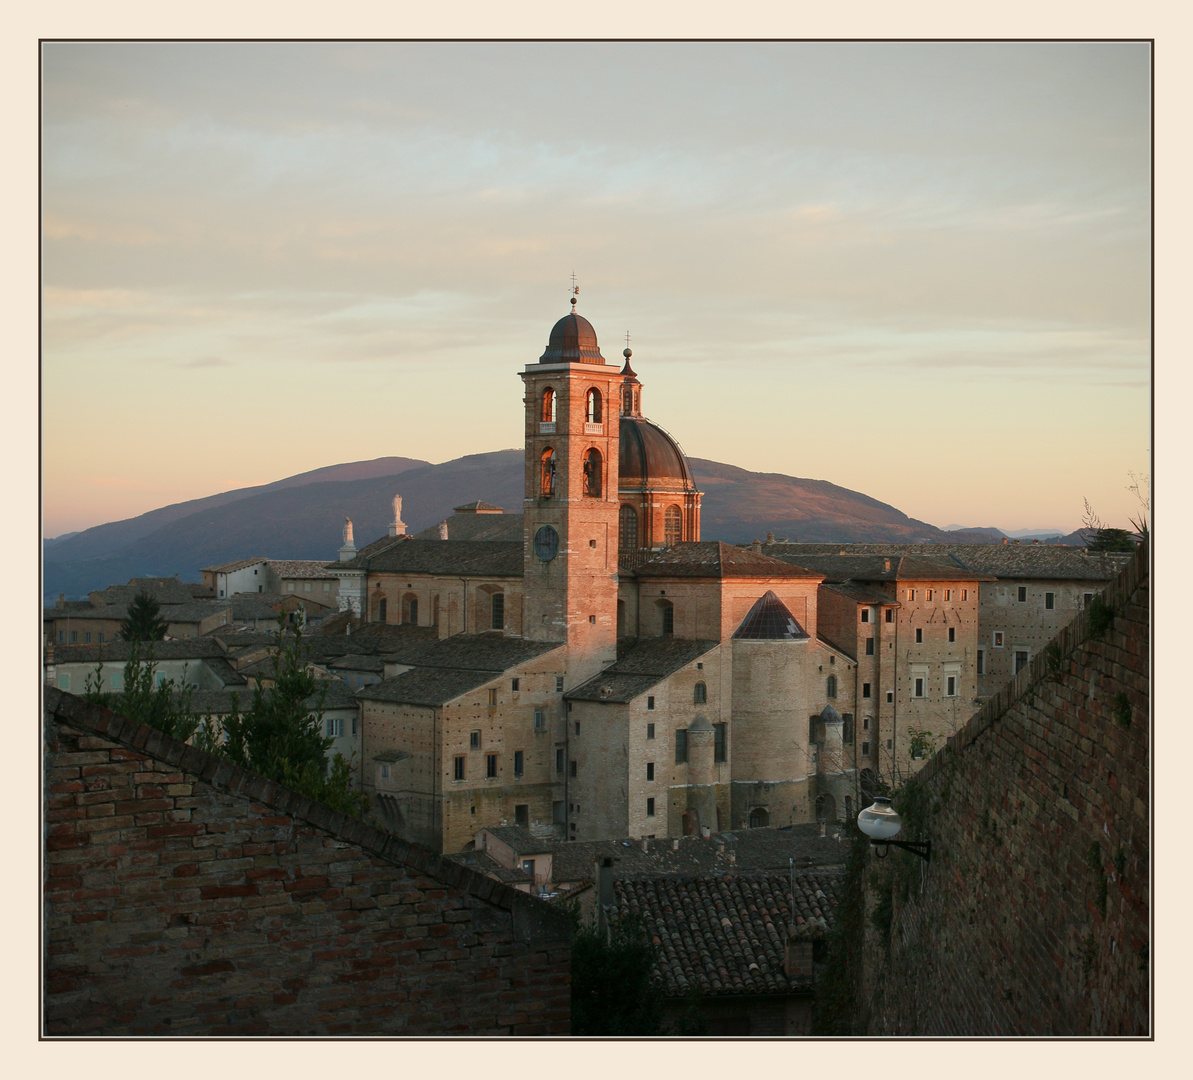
top-left (570, 913), bottom-right (664, 1036)
top-left (221, 620), bottom-right (367, 817)
top-left (1086, 528), bottom-right (1136, 552)
top-left (119, 592), bottom-right (168, 641)
top-left (85, 644), bottom-right (200, 744)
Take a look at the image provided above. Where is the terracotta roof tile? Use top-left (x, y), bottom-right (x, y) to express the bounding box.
top-left (636, 542), bottom-right (824, 580)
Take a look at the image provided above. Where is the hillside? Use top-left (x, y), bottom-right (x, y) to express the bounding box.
top-left (44, 449), bottom-right (1005, 601)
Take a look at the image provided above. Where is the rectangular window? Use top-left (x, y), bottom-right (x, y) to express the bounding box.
top-left (70, 631), bottom-right (77, 643)
top-left (865, 637), bottom-right (874, 655)
top-left (574, 721), bottom-right (580, 736)
top-left (646, 797), bottom-right (655, 817)
top-left (303, 582), bottom-right (311, 592)
top-left (945, 590), bottom-right (952, 601)
top-left (569, 760), bottom-right (577, 778)
top-left (1084, 593), bottom-right (1095, 607)
top-left (1018, 586), bottom-right (1027, 602)
top-left (453, 756), bottom-right (465, 781)
top-left (1045, 592), bottom-right (1055, 610)
top-left (1014, 650), bottom-right (1029, 675)
top-left (863, 682), bottom-right (871, 698)
top-left (861, 609), bottom-right (870, 623)
top-left (993, 631), bottom-right (1005, 648)
top-left (491, 592), bottom-right (505, 630)
top-left (927, 589), bottom-right (934, 602)
top-left (662, 605), bottom-right (674, 635)
top-left (675, 729), bottom-right (688, 764)
top-left (556, 676), bottom-right (565, 693)
top-left (714, 723), bottom-right (727, 763)
top-left (861, 741), bottom-right (871, 756)
top-left (908, 589), bottom-right (916, 601)
top-left (915, 628), bottom-right (923, 643)
top-left (842, 714), bottom-right (853, 742)
top-left (59, 673), bottom-right (70, 691)
top-left (534, 709), bottom-right (546, 731)
top-left (948, 627), bottom-right (955, 643)
top-left (886, 691), bottom-right (894, 703)
top-left (946, 675), bottom-right (957, 697)
top-left (962, 589), bottom-right (968, 601)
top-left (977, 650), bottom-right (985, 675)
top-left (556, 748), bottom-right (564, 773)
top-left (84, 632), bottom-right (91, 644)
top-left (885, 608), bottom-right (893, 623)
top-left (914, 678), bottom-right (924, 697)
top-left (512, 677), bottom-right (520, 692)
top-left (887, 740), bottom-right (893, 750)
top-left (111, 672), bottom-right (122, 690)
top-left (486, 753), bottom-right (498, 778)
top-left (57, 630), bottom-right (63, 643)
top-left (647, 696), bottom-right (655, 710)
top-left (513, 751), bottom-right (524, 777)
top-left (863, 716), bottom-right (870, 730)
top-left (325, 717), bottom-right (343, 738)
top-left (97, 633), bottom-right (104, 644)
top-left (380, 764), bottom-right (389, 779)
top-left (487, 688), bottom-right (498, 706)
top-left (351, 716), bottom-right (357, 735)
top-left (646, 723), bottom-right (655, 740)
top-left (470, 730), bottom-right (481, 749)
top-left (646, 762), bottom-right (655, 781)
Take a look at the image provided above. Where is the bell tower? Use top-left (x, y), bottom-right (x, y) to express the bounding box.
top-left (520, 294), bottom-right (623, 686)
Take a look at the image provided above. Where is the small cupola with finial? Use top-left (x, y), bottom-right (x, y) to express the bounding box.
top-left (620, 332), bottom-right (642, 417)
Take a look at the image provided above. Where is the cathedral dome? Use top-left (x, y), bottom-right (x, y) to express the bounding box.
top-left (619, 416), bottom-right (694, 490)
top-left (539, 311), bottom-right (606, 364)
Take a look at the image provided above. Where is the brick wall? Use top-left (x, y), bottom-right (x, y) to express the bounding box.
top-left (43, 689), bottom-right (572, 1036)
top-left (859, 545), bottom-right (1148, 1035)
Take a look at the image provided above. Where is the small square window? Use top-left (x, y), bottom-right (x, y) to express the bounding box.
top-left (556, 676), bottom-right (565, 693)
top-left (646, 723), bottom-right (655, 740)
top-left (486, 753), bottom-right (498, 778)
top-left (993, 631), bottom-right (1005, 648)
top-left (1018, 586), bottom-right (1027, 602)
top-left (514, 750), bottom-right (524, 777)
top-left (863, 716), bottom-right (870, 730)
top-left (696, 662), bottom-right (703, 670)
top-left (646, 797), bottom-right (655, 817)
top-left (861, 741), bottom-right (871, 756)
top-left (862, 682), bottom-right (871, 698)
top-left (454, 756), bottom-right (466, 781)
top-left (569, 760), bottom-right (577, 778)
top-left (646, 762), bottom-right (655, 781)
top-left (589, 615), bottom-right (596, 624)
top-left (861, 609), bottom-right (870, 623)
top-left (647, 696), bottom-right (655, 710)
top-left (886, 739), bottom-right (893, 750)
top-left (1084, 593), bottom-right (1095, 607)
top-left (865, 637), bottom-right (874, 655)
top-left (1045, 592), bottom-right (1055, 610)
top-left (512, 678), bottom-right (520, 691)
top-left (948, 627), bottom-right (955, 643)
top-left (915, 628), bottom-right (923, 644)
top-left (470, 730), bottom-right (481, 749)
top-left (886, 691), bottom-right (894, 703)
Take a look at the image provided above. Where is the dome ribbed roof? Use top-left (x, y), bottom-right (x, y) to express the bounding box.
top-left (619, 416), bottom-right (694, 489)
top-left (539, 312), bottom-right (606, 364)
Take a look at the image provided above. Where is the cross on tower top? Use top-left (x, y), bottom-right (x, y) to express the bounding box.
top-left (569, 272), bottom-right (579, 309)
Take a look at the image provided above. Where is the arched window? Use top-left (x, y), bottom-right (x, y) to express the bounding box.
top-left (586, 388), bottom-right (602, 424)
top-left (619, 504), bottom-right (638, 551)
top-left (541, 387), bottom-right (556, 423)
top-left (623, 385), bottom-right (633, 415)
top-left (377, 598), bottom-right (387, 624)
top-left (748, 807), bottom-right (769, 829)
top-left (402, 593), bottom-right (418, 625)
top-left (658, 599), bottom-right (674, 636)
top-left (583, 447), bottom-right (602, 497)
top-left (491, 591), bottom-right (504, 630)
top-left (540, 448), bottom-right (556, 496)
top-left (664, 505), bottom-right (682, 546)
top-left (826, 674), bottom-right (837, 698)
top-left (693, 681), bottom-right (707, 704)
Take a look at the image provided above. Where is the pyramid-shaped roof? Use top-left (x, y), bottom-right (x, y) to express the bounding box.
top-left (732, 590), bottom-right (809, 640)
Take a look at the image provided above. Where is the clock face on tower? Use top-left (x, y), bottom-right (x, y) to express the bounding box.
top-left (533, 525), bottom-right (560, 562)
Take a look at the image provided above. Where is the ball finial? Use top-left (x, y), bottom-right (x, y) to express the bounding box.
top-left (570, 295), bottom-right (577, 309)
top-left (623, 347), bottom-right (632, 359)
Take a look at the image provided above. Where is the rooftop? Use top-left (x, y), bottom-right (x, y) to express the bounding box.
top-left (635, 542), bottom-right (824, 581)
top-left (732, 591), bottom-right (809, 640)
top-left (567, 638), bottom-right (720, 703)
top-left (335, 539), bottom-right (523, 577)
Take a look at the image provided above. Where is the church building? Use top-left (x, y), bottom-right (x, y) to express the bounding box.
top-left (339, 302), bottom-right (913, 853)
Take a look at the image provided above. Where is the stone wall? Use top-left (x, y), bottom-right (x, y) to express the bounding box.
top-left (43, 688), bottom-right (572, 1036)
top-left (859, 544), bottom-right (1148, 1035)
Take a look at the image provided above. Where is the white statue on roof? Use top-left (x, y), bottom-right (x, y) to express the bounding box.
top-left (343, 517), bottom-right (354, 546)
top-left (389, 494), bottom-right (407, 538)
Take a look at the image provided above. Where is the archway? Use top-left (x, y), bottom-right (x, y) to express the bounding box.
top-left (748, 806), bottom-right (769, 829)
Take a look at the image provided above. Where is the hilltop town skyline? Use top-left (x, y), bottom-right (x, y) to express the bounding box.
top-left (42, 41), bottom-right (1150, 539)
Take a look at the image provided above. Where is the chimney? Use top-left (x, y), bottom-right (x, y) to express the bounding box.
top-left (750, 539), bottom-right (763, 554)
top-left (437, 520), bottom-right (449, 540)
top-left (883, 559), bottom-right (890, 573)
top-left (672, 839), bottom-right (679, 851)
top-left (701, 825), bottom-right (711, 839)
top-left (1002, 537), bottom-right (1008, 545)
top-left (766, 531), bottom-right (775, 544)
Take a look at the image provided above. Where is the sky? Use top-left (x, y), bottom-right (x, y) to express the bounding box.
top-left (41, 41), bottom-right (1152, 539)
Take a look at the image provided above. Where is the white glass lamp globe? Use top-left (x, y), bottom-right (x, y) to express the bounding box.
top-left (857, 797), bottom-right (903, 841)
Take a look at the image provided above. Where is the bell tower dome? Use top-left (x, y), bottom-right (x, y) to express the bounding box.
top-left (520, 293), bottom-right (623, 686)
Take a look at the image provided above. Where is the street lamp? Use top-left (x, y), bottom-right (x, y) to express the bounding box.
top-left (856, 796), bottom-right (931, 861)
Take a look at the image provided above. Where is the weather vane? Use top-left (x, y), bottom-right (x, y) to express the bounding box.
top-left (570, 272), bottom-right (579, 309)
